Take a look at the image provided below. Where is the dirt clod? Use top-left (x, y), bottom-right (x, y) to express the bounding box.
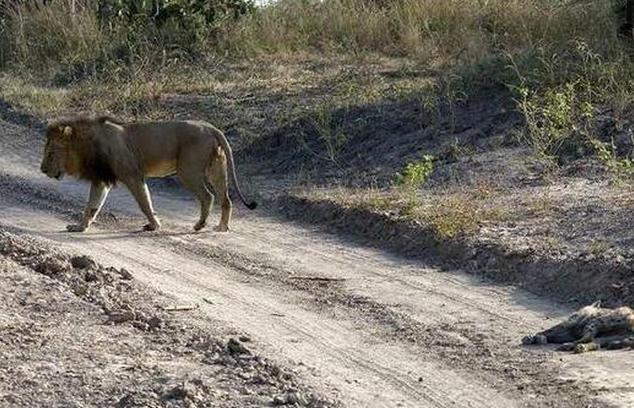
top-left (108, 310), bottom-right (136, 324)
top-left (70, 254), bottom-right (96, 269)
top-left (117, 267), bottom-right (133, 280)
top-left (227, 337), bottom-right (251, 355)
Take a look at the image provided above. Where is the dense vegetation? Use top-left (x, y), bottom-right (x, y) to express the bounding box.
top-left (0, 0), bottom-right (633, 166)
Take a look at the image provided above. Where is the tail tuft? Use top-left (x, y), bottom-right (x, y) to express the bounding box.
top-left (246, 201), bottom-right (258, 210)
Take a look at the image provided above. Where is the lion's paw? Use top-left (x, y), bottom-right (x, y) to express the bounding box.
top-left (193, 221), bottom-right (207, 231)
top-left (213, 225), bottom-right (229, 233)
top-left (574, 343), bottom-right (599, 354)
top-left (66, 224), bottom-right (87, 233)
top-left (143, 222), bottom-right (161, 232)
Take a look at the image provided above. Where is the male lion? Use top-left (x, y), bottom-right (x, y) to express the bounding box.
top-left (40, 115), bottom-right (257, 233)
top-left (522, 302), bottom-right (634, 353)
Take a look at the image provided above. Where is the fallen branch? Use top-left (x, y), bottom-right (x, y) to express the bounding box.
top-left (289, 276), bottom-right (346, 282)
top-left (161, 304), bottom-right (199, 312)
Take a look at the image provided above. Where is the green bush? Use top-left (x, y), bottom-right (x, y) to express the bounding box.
top-left (97, 0), bottom-right (254, 53)
top-left (396, 155), bottom-right (435, 190)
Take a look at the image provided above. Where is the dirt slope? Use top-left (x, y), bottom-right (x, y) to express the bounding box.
top-left (0, 231), bottom-right (327, 408)
top-left (1, 115), bottom-right (634, 407)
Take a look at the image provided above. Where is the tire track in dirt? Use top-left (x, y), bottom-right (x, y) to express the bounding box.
top-left (1, 204), bottom-right (511, 408)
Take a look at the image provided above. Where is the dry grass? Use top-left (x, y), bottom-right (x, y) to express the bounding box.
top-left (304, 184), bottom-right (512, 240)
top-left (1, 2), bottom-right (106, 77)
top-left (1, 0), bottom-right (632, 173)
top-left (221, 0), bottom-right (618, 67)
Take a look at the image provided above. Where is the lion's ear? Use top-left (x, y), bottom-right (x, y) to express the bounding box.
top-left (62, 126), bottom-right (73, 138)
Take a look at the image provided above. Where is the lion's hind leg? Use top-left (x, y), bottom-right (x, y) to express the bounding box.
top-left (178, 168), bottom-right (214, 232)
top-left (208, 150), bottom-right (232, 232)
top-left (573, 334), bottom-right (634, 353)
top-left (193, 186), bottom-right (214, 231)
top-left (178, 147), bottom-right (218, 231)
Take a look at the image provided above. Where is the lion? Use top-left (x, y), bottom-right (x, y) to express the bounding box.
top-left (40, 115), bottom-right (257, 233)
top-left (522, 302), bottom-right (634, 353)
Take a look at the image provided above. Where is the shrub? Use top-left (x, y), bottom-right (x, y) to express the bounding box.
top-left (396, 155), bottom-right (435, 190)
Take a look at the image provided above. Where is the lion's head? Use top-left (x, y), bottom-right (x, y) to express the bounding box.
top-left (41, 122), bottom-right (78, 180)
top-left (41, 116), bottom-right (120, 184)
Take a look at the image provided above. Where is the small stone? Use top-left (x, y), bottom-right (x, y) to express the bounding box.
top-left (108, 310), bottom-right (136, 324)
top-left (286, 392), bottom-right (303, 405)
top-left (165, 381), bottom-right (197, 400)
top-left (70, 255), bottom-right (96, 270)
top-left (117, 268), bottom-right (133, 280)
top-left (227, 338), bottom-right (250, 355)
top-left (114, 394), bottom-right (134, 408)
top-left (238, 335), bottom-right (251, 342)
top-left (147, 316), bottom-right (163, 330)
top-left (84, 270), bottom-right (99, 282)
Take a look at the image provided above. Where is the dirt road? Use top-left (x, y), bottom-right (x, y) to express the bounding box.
top-left (2, 116), bottom-right (634, 407)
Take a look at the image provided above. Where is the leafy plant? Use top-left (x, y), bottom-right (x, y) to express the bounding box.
top-left (305, 103), bottom-right (348, 163)
top-left (96, 0), bottom-right (254, 56)
top-left (515, 82), bottom-right (578, 162)
top-left (396, 155), bottom-right (435, 190)
top-left (591, 138), bottom-right (634, 179)
top-left (96, 0), bottom-right (254, 26)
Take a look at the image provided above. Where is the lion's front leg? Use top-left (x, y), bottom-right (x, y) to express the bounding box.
top-left (124, 178), bottom-right (161, 231)
top-left (67, 182), bottom-right (110, 232)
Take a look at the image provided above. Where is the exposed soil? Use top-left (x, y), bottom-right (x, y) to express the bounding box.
top-left (0, 230), bottom-right (331, 408)
top-left (2, 52), bottom-right (634, 407)
top-left (276, 189), bottom-right (634, 308)
top-left (1, 97), bottom-right (634, 407)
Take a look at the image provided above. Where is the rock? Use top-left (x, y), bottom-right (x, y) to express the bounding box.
top-left (147, 316), bottom-right (163, 330)
top-left (286, 392), bottom-right (306, 405)
top-left (34, 257), bottom-right (70, 276)
top-left (114, 394), bottom-right (135, 408)
top-left (227, 338), bottom-right (250, 355)
top-left (117, 268), bottom-right (133, 280)
top-left (108, 310), bottom-right (136, 324)
top-left (238, 335), bottom-right (251, 343)
top-left (84, 270), bottom-right (99, 282)
top-left (272, 392), bottom-right (305, 406)
top-left (70, 255), bottom-right (96, 270)
top-left (165, 381), bottom-right (198, 401)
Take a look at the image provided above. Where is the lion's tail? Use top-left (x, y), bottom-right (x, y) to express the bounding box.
top-left (214, 128), bottom-right (258, 210)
